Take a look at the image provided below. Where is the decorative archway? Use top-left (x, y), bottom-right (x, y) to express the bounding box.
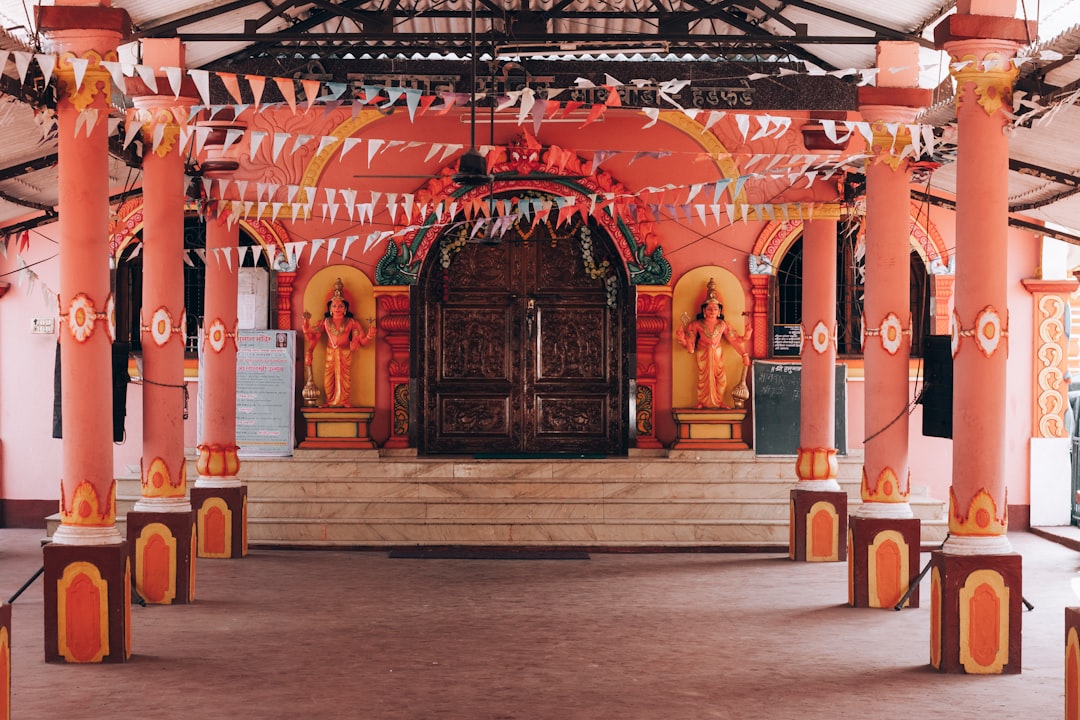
top-left (373, 133), bottom-right (671, 287)
top-left (746, 204), bottom-right (952, 354)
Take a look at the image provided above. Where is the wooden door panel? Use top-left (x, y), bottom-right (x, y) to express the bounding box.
top-left (419, 217), bottom-right (628, 456)
top-left (439, 306), bottom-right (513, 382)
top-left (536, 305), bottom-right (609, 382)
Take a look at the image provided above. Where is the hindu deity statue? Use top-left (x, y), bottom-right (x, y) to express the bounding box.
top-left (675, 277), bottom-right (752, 409)
top-left (302, 278), bottom-right (376, 407)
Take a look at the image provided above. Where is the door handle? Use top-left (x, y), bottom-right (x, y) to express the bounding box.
top-left (526, 297), bottom-right (535, 336)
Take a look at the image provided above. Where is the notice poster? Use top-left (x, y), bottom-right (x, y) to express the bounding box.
top-left (235, 330), bottom-right (296, 457)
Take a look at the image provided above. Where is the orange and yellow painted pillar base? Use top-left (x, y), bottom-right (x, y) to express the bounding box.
top-left (789, 447), bottom-right (847, 562)
top-left (191, 486), bottom-right (248, 559)
top-left (126, 513), bottom-right (196, 605)
top-left (789, 489), bottom-right (847, 562)
top-left (1067, 608), bottom-right (1080, 718)
top-left (848, 516), bottom-right (921, 608)
top-left (929, 551), bottom-right (1021, 674)
top-left (1, 602), bottom-right (10, 718)
top-left (43, 542), bottom-right (131, 663)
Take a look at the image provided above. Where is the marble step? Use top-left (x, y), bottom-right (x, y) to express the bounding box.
top-left (64, 450), bottom-right (948, 548)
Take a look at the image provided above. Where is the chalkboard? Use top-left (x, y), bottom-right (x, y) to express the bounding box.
top-left (752, 361), bottom-right (847, 456)
top-left (772, 324), bottom-right (802, 356)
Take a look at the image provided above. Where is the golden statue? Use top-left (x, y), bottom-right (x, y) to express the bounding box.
top-left (675, 277), bottom-right (752, 409)
top-left (302, 278), bottom-right (376, 407)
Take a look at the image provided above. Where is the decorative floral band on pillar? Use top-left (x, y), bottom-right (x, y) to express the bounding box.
top-left (869, 120), bottom-right (915, 170)
top-left (951, 305), bottom-right (1007, 358)
top-left (860, 312), bottom-right (909, 355)
top-left (949, 487), bottom-right (1008, 536)
top-left (196, 443), bottom-right (241, 478)
top-left (141, 457), bottom-right (186, 498)
top-left (56, 50), bottom-right (118, 112)
top-left (141, 306), bottom-right (187, 347)
top-left (796, 446), bottom-right (838, 481)
top-left (135, 106), bottom-right (186, 158)
top-left (860, 466), bottom-right (911, 503)
top-left (59, 479), bottom-right (116, 526)
top-left (802, 320), bottom-right (835, 355)
top-left (949, 51), bottom-right (1020, 116)
top-left (203, 318), bottom-right (238, 353)
top-left (59, 292), bottom-right (115, 343)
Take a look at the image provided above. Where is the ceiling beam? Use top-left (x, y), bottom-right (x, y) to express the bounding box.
top-left (780, 0), bottom-right (935, 48)
top-left (1010, 158), bottom-right (1080, 188)
top-left (913, 190), bottom-right (1080, 247)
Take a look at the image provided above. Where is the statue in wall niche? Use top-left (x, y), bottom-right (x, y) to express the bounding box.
top-left (675, 277), bottom-right (752, 409)
top-left (302, 278), bottom-right (376, 407)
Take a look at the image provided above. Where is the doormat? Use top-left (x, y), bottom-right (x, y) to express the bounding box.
top-left (389, 547), bottom-right (590, 560)
top-left (472, 453), bottom-right (606, 460)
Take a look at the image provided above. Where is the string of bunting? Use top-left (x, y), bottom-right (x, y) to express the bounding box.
top-left (9, 46), bottom-right (1077, 148)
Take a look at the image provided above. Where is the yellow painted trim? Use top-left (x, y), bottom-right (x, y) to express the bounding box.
top-left (57, 562), bottom-right (109, 663)
top-left (806, 501), bottom-right (839, 562)
top-left (867, 530), bottom-right (909, 608)
top-left (135, 523), bottom-right (178, 605)
top-left (959, 569), bottom-right (1010, 674)
top-left (197, 497), bottom-right (234, 559)
top-left (930, 567), bottom-right (942, 669)
top-left (299, 109), bottom-right (392, 199)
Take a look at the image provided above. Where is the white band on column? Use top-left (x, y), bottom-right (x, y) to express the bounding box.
top-left (942, 534), bottom-right (1013, 556)
top-left (132, 497), bottom-right (192, 513)
top-left (194, 476), bottom-right (242, 489)
top-left (855, 501), bottom-right (914, 519)
top-left (51, 524), bottom-right (124, 546)
top-left (794, 479), bottom-right (842, 492)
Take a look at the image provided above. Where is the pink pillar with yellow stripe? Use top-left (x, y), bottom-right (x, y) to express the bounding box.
top-left (930, 0), bottom-right (1029, 674)
top-left (38, 0), bottom-right (132, 663)
top-left (125, 40), bottom-right (197, 605)
top-left (789, 211), bottom-right (847, 562)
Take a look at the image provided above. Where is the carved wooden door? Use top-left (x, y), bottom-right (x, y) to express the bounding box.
top-left (416, 221), bottom-right (630, 455)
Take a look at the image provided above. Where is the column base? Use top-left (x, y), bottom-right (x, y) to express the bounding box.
top-left (930, 550), bottom-right (1022, 674)
top-left (790, 488), bottom-right (848, 562)
top-left (300, 406), bottom-right (376, 449)
top-left (191, 485), bottom-right (248, 559)
top-left (1067, 608), bottom-right (1080, 717)
top-left (126, 510), bottom-right (196, 605)
top-left (43, 541), bottom-right (131, 663)
top-left (671, 408), bottom-right (749, 450)
top-left (1, 602), bottom-right (10, 717)
top-left (848, 515), bottom-right (921, 608)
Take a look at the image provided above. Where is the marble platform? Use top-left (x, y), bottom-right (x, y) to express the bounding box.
top-left (48, 450), bottom-right (948, 549)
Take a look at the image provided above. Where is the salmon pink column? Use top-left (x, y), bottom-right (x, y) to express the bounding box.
top-left (789, 210), bottom-right (847, 562)
top-left (125, 40), bottom-right (197, 605)
top-left (37, 0), bottom-right (132, 662)
top-left (848, 42), bottom-right (930, 609)
top-left (931, 1), bottom-right (1032, 674)
top-left (192, 202), bottom-right (248, 559)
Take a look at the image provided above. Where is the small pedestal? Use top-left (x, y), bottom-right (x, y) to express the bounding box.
top-left (929, 550), bottom-right (1022, 674)
top-left (671, 408), bottom-right (748, 449)
top-left (848, 515), bottom-right (921, 608)
top-left (43, 542), bottom-right (131, 663)
top-left (126, 511), bottom-right (196, 605)
top-left (191, 485), bottom-right (248, 559)
top-left (300, 406), bottom-right (376, 448)
top-left (790, 488), bottom-right (847, 562)
top-left (1067, 608), bottom-right (1080, 718)
top-left (1, 602), bottom-right (10, 719)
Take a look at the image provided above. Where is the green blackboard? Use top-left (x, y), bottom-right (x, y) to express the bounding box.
top-left (752, 361), bottom-right (847, 456)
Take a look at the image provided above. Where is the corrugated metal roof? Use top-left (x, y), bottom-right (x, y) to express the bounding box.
top-left (0, 0), bottom-right (1079, 242)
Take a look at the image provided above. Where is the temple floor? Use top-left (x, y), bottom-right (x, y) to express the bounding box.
top-left (2, 528), bottom-right (1075, 719)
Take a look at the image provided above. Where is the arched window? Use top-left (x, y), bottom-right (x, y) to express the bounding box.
top-left (772, 229), bottom-right (929, 357)
top-left (114, 216), bottom-right (275, 354)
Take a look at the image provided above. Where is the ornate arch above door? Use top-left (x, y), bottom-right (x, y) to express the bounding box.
top-left (108, 197), bottom-right (292, 259)
top-left (374, 134), bottom-right (671, 287)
